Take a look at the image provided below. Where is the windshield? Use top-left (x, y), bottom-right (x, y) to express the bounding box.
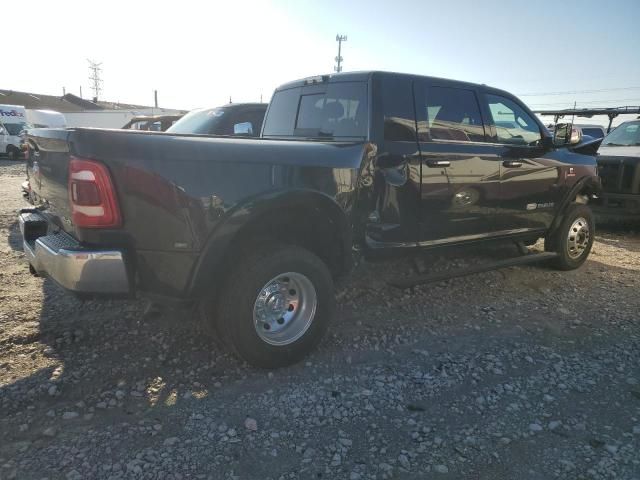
top-left (3, 123), bottom-right (27, 136)
top-left (602, 121), bottom-right (640, 146)
top-left (166, 108), bottom-right (226, 135)
top-left (263, 81), bottom-right (368, 139)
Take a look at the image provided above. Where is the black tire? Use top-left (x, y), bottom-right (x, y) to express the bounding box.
top-left (7, 147), bottom-right (20, 161)
top-left (212, 242), bottom-right (334, 368)
top-left (545, 204), bottom-right (594, 270)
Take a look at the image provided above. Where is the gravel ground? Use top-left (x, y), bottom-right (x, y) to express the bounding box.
top-left (0, 158), bottom-right (639, 480)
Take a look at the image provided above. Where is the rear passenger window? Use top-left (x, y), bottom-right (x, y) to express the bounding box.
top-left (417, 86), bottom-right (485, 142)
top-left (380, 75), bottom-right (417, 142)
top-left (486, 94), bottom-right (541, 146)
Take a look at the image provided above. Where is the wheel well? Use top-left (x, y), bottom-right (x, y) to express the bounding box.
top-left (549, 177), bottom-right (599, 236)
top-left (226, 205), bottom-right (350, 278)
top-left (191, 202), bottom-right (351, 301)
top-left (574, 181), bottom-right (599, 203)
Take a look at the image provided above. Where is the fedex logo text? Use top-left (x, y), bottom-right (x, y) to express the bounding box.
top-left (0, 110), bottom-right (25, 118)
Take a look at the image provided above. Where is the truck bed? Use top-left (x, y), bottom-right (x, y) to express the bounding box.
top-left (25, 128), bottom-right (366, 296)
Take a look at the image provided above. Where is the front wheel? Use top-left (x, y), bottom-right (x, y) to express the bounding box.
top-left (213, 243), bottom-right (335, 368)
top-left (545, 204), bottom-right (594, 270)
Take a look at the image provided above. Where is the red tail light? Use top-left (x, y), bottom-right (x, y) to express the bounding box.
top-left (68, 157), bottom-right (122, 228)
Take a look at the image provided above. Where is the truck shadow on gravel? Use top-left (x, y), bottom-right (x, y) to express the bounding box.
top-left (595, 221), bottom-right (640, 253)
top-left (6, 219), bottom-right (22, 251)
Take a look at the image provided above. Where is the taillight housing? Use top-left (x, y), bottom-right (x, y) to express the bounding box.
top-left (68, 157), bottom-right (122, 228)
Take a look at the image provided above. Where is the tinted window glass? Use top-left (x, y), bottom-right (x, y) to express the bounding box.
top-left (294, 83), bottom-right (367, 138)
top-left (263, 82), bottom-right (367, 138)
top-left (417, 86), bottom-right (485, 142)
top-left (581, 127), bottom-right (604, 139)
top-left (167, 108), bottom-right (228, 135)
top-left (602, 121), bottom-right (640, 146)
top-left (262, 87), bottom-right (301, 136)
top-left (244, 110), bottom-right (266, 136)
top-left (486, 94), bottom-right (541, 146)
top-left (381, 76), bottom-right (417, 142)
top-left (296, 94), bottom-right (325, 129)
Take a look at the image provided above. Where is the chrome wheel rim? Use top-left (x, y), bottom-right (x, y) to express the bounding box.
top-left (567, 217), bottom-right (590, 259)
top-left (253, 272), bottom-right (317, 346)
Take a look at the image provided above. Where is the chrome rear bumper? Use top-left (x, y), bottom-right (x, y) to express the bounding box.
top-left (18, 210), bottom-right (131, 295)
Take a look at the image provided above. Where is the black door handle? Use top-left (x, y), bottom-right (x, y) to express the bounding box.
top-left (426, 160), bottom-right (451, 168)
top-left (503, 160), bottom-right (523, 168)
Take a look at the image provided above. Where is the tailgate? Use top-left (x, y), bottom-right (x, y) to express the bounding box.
top-left (27, 128), bottom-right (76, 236)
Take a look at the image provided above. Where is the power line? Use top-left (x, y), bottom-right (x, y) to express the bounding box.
top-left (518, 86), bottom-right (640, 96)
top-left (528, 97), bottom-right (640, 107)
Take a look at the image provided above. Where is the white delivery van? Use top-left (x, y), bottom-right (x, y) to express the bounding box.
top-left (0, 104), bottom-right (28, 160)
top-left (25, 109), bottom-right (67, 129)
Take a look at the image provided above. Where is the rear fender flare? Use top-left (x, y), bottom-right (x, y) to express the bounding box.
top-left (186, 189), bottom-right (351, 299)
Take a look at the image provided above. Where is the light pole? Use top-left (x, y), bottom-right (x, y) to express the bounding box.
top-left (334, 34), bottom-right (347, 73)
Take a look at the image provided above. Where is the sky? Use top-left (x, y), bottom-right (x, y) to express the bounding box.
top-left (5, 0), bottom-right (640, 125)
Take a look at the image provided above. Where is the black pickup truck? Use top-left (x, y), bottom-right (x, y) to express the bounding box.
top-left (20, 71), bottom-right (600, 368)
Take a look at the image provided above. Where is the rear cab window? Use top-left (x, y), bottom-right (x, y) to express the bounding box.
top-left (262, 81), bottom-right (368, 140)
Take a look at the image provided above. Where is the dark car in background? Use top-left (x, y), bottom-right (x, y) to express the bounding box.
top-left (594, 120), bottom-right (640, 217)
top-left (167, 103), bottom-right (267, 137)
top-left (122, 114), bottom-right (184, 131)
top-left (576, 124), bottom-right (606, 140)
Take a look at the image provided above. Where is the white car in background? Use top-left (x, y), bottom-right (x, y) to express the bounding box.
top-left (26, 109), bottom-right (66, 129)
top-left (0, 104), bottom-right (28, 160)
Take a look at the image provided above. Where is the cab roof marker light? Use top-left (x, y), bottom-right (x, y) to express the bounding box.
top-left (304, 75), bottom-right (329, 85)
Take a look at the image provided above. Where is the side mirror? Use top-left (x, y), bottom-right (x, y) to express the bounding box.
top-left (553, 123), bottom-right (582, 147)
top-left (0, 126), bottom-right (5, 135)
top-left (233, 122), bottom-right (253, 136)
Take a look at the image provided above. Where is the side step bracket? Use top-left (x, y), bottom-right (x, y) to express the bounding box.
top-left (388, 251), bottom-right (558, 289)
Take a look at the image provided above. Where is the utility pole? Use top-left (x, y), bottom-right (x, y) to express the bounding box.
top-left (87, 59), bottom-right (103, 101)
top-left (334, 34), bottom-right (347, 73)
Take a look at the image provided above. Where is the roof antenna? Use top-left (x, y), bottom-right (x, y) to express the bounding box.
top-left (569, 101), bottom-right (577, 142)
